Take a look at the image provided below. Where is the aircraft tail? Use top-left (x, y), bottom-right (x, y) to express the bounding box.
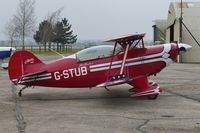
top-left (8, 50), bottom-right (46, 82)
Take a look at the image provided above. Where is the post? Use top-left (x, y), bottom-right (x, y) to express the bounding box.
top-left (179, 0), bottom-right (183, 62)
top-left (39, 46), bottom-right (41, 53)
top-left (180, 0), bottom-right (183, 43)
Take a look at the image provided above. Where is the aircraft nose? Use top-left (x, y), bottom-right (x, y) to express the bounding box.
top-left (11, 47), bottom-right (16, 51)
top-left (178, 43), bottom-right (192, 52)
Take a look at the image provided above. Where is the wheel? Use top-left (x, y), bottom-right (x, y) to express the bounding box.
top-left (18, 91), bottom-right (22, 97)
top-left (147, 94), bottom-right (158, 100)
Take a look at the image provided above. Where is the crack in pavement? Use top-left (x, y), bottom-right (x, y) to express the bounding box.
top-left (165, 89), bottom-right (200, 102)
top-left (11, 83), bottom-right (27, 133)
top-left (135, 119), bottom-right (150, 133)
top-left (10, 92), bottom-right (200, 133)
top-left (158, 78), bottom-right (200, 102)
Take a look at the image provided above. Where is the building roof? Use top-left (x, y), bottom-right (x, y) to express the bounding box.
top-left (174, 2), bottom-right (200, 17)
top-left (168, 2), bottom-right (200, 26)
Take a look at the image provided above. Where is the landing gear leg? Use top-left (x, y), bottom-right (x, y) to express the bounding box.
top-left (18, 86), bottom-right (27, 97)
top-left (104, 87), bottom-right (110, 92)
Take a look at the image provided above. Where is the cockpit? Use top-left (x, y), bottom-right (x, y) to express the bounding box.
top-left (76, 45), bottom-right (122, 61)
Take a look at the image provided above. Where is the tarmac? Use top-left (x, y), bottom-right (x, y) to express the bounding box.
top-left (0, 55), bottom-right (200, 133)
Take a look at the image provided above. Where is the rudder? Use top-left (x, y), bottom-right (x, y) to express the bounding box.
top-left (8, 50), bottom-right (45, 81)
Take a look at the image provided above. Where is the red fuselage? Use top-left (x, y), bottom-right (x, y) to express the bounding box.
top-left (23, 43), bottom-right (179, 88)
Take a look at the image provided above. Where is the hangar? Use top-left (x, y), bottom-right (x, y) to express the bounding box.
top-left (153, 2), bottom-right (200, 63)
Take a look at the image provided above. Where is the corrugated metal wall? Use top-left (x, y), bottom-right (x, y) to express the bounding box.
top-left (166, 2), bottom-right (200, 63)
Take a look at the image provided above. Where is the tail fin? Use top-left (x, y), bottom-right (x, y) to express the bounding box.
top-left (8, 50), bottom-right (45, 81)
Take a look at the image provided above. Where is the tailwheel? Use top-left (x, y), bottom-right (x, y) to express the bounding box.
top-left (147, 94), bottom-right (159, 100)
top-left (128, 88), bottom-right (137, 93)
top-left (18, 86), bottom-right (28, 97)
top-left (18, 91), bottom-right (22, 97)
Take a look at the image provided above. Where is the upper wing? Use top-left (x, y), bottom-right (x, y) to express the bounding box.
top-left (105, 33), bottom-right (145, 44)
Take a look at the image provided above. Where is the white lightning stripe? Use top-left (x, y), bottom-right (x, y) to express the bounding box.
top-left (90, 64), bottom-right (121, 72)
top-left (90, 44), bottom-right (172, 72)
top-left (90, 66), bottom-right (109, 72)
top-left (11, 73), bottom-right (52, 82)
top-left (126, 58), bottom-right (162, 67)
top-left (22, 73), bottom-right (51, 80)
top-left (22, 75), bottom-right (52, 81)
top-left (90, 57), bottom-right (172, 72)
top-left (89, 60), bottom-right (122, 69)
top-left (89, 53), bottom-right (162, 69)
top-left (126, 57), bottom-right (141, 62)
top-left (19, 76), bottom-right (52, 83)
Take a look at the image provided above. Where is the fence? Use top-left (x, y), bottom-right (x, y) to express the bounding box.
top-left (13, 45), bottom-right (73, 53)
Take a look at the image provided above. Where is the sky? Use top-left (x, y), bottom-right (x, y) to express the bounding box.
top-left (0, 0), bottom-right (187, 41)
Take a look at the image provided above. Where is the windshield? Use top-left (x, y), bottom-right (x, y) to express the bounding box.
top-left (76, 45), bottom-right (122, 61)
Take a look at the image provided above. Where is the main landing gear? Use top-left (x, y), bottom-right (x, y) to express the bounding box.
top-left (130, 89), bottom-right (161, 100)
top-left (129, 82), bottom-right (162, 100)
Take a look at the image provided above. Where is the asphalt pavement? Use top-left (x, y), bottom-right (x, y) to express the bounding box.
top-left (0, 56), bottom-right (200, 133)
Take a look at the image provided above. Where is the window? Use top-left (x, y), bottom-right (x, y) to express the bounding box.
top-left (76, 45), bottom-right (122, 61)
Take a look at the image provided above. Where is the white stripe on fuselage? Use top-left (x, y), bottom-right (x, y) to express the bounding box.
top-left (19, 76), bottom-right (52, 83)
top-left (89, 44), bottom-right (172, 72)
top-left (22, 73), bottom-right (52, 80)
top-left (12, 73), bottom-right (52, 83)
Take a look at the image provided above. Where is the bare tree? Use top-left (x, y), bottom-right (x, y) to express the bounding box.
top-left (33, 8), bottom-right (63, 51)
top-left (4, 17), bottom-right (19, 47)
top-left (47, 8), bottom-right (63, 25)
top-left (14, 0), bottom-right (36, 49)
top-left (46, 8), bottom-right (63, 50)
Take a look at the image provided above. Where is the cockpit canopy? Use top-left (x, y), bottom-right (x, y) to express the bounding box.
top-left (76, 45), bottom-right (122, 61)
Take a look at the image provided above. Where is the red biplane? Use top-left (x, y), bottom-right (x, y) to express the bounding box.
top-left (8, 33), bottom-right (191, 99)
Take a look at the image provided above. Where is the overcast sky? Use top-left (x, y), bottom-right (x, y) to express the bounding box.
top-left (0, 0), bottom-right (190, 41)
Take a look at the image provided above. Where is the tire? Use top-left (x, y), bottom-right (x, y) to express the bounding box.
top-left (147, 94), bottom-right (158, 100)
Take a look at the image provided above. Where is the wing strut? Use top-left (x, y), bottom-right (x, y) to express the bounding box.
top-left (120, 44), bottom-right (129, 74)
top-left (107, 41), bottom-right (117, 80)
top-left (96, 42), bottom-right (132, 88)
top-left (96, 33), bottom-right (146, 88)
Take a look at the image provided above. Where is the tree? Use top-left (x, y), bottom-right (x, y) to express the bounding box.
top-left (62, 18), bottom-right (77, 44)
top-left (33, 8), bottom-right (62, 51)
top-left (34, 17), bottom-right (77, 52)
top-left (52, 21), bottom-right (63, 51)
top-left (4, 17), bottom-right (19, 47)
top-left (14, 0), bottom-right (36, 49)
top-left (52, 18), bottom-right (77, 51)
top-left (33, 20), bottom-right (53, 51)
